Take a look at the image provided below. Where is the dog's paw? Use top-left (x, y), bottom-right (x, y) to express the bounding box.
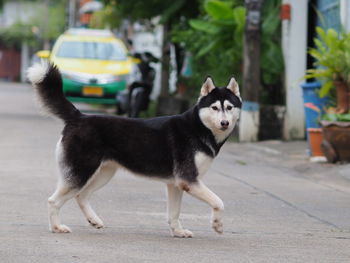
top-left (172, 228), bottom-right (194, 238)
top-left (212, 219), bottom-right (223, 234)
top-left (87, 217), bottom-right (104, 229)
top-left (51, 224), bottom-right (72, 233)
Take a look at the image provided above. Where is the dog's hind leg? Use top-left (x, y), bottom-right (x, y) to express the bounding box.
top-left (167, 184), bottom-right (193, 238)
top-left (49, 137), bottom-right (102, 233)
top-left (178, 180), bottom-right (224, 234)
top-left (76, 161), bottom-right (118, 229)
top-left (48, 179), bottom-right (79, 233)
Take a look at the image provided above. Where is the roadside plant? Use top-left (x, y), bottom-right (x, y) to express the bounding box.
top-left (305, 27), bottom-right (350, 97)
top-left (172, 0), bottom-right (284, 104)
top-left (172, 0), bottom-right (245, 89)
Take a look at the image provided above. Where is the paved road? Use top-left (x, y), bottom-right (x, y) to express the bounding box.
top-left (1, 81), bottom-right (350, 263)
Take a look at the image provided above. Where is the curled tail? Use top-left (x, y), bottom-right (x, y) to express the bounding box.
top-left (27, 63), bottom-right (81, 122)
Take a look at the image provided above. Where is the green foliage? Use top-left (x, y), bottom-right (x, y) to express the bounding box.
top-left (0, 0), bottom-right (65, 48)
top-left (172, 0), bottom-right (245, 89)
top-left (30, 0), bottom-right (65, 41)
top-left (0, 22), bottom-right (35, 48)
top-left (104, 0), bottom-right (284, 103)
top-left (102, 0), bottom-right (199, 24)
top-left (173, 0), bottom-right (284, 103)
top-left (323, 113), bottom-right (350, 122)
top-left (90, 0), bottom-right (121, 29)
top-left (305, 27), bottom-right (350, 97)
top-left (260, 0), bottom-right (284, 86)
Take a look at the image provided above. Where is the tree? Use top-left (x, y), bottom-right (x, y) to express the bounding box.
top-left (243, 0), bottom-right (263, 102)
top-left (103, 0), bottom-right (200, 96)
top-left (172, 0), bottom-right (245, 93)
top-left (0, 0), bottom-right (66, 50)
top-left (239, 0), bottom-right (264, 142)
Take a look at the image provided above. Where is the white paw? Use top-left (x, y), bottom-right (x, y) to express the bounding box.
top-left (212, 219), bottom-right (223, 234)
top-left (87, 217), bottom-right (104, 229)
top-left (51, 224), bottom-right (72, 233)
top-left (172, 228), bottom-right (194, 238)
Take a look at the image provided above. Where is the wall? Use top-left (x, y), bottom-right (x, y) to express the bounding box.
top-left (282, 0), bottom-right (308, 139)
top-left (0, 1), bottom-right (39, 27)
top-left (0, 47), bottom-right (21, 81)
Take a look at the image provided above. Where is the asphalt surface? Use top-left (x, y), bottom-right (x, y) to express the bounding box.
top-left (1, 81), bottom-right (350, 263)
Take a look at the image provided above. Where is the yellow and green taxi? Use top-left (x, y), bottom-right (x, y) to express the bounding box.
top-left (37, 28), bottom-right (133, 105)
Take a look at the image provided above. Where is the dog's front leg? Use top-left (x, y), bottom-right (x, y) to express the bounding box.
top-left (179, 180), bottom-right (224, 234)
top-left (166, 184), bottom-right (193, 238)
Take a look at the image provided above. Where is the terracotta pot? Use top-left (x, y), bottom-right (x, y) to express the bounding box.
top-left (321, 121), bottom-right (350, 162)
top-left (307, 128), bottom-right (324, 156)
top-left (334, 81), bottom-right (349, 114)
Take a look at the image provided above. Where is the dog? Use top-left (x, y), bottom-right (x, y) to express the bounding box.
top-left (27, 63), bottom-right (242, 238)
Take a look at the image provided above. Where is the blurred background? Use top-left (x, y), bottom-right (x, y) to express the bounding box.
top-left (0, 0), bottom-right (349, 152)
top-left (1, 2), bottom-right (350, 260)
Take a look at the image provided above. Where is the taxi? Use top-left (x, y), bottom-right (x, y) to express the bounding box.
top-left (37, 28), bottom-right (132, 105)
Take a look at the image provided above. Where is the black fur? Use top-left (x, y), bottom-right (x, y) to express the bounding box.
top-left (36, 65), bottom-right (81, 122)
top-left (37, 65), bottom-right (241, 188)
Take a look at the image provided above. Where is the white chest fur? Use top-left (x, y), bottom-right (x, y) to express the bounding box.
top-left (194, 152), bottom-right (213, 177)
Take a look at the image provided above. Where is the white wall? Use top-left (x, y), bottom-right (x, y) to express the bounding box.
top-left (132, 23), bottom-right (177, 100)
top-left (282, 0), bottom-right (308, 139)
top-left (340, 0), bottom-right (350, 31)
top-left (0, 1), bottom-right (40, 27)
top-left (132, 28), bottom-right (163, 100)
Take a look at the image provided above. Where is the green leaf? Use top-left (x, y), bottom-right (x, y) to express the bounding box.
top-left (262, 5), bottom-right (279, 35)
top-left (319, 81), bottom-right (333, 97)
top-left (316, 27), bottom-right (327, 43)
top-left (160, 0), bottom-right (185, 23)
top-left (196, 39), bottom-right (219, 57)
top-left (233, 7), bottom-right (246, 32)
top-left (308, 48), bottom-right (325, 61)
top-left (205, 0), bottom-right (234, 20)
top-left (189, 19), bottom-right (220, 34)
top-left (313, 38), bottom-right (326, 53)
top-left (337, 114), bottom-right (350, 121)
top-left (322, 113), bottom-right (338, 121)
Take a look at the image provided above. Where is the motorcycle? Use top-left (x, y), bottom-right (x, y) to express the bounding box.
top-left (117, 52), bottom-right (158, 118)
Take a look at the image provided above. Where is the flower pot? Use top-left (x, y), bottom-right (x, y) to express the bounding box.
top-left (321, 120), bottom-right (350, 163)
top-left (301, 82), bottom-right (329, 156)
top-left (307, 128), bottom-right (323, 157)
top-left (301, 82), bottom-right (328, 129)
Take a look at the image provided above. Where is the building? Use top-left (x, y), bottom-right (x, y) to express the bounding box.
top-left (282, 0), bottom-right (345, 140)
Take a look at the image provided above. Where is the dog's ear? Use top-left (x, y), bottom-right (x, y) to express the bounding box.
top-left (227, 77), bottom-right (240, 97)
top-left (200, 77), bottom-right (215, 97)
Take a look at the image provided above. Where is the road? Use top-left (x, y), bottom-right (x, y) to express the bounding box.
top-left (0, 81), bottom-right (350, 263)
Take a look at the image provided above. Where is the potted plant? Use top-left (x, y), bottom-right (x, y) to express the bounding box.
top-left (305, 27), bottom-right (350, 162)
top-left (303, 103), bottom-right (324, 157)
top-left (305, 27), bottom-right (350, 113)
top-left (321, 109), bottom-right (350, 163)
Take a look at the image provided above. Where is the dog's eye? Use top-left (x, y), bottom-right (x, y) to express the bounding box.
top-left (211, 106), bottom-right (219, 111)
top-left (227, 106), bottom-right (233, 110)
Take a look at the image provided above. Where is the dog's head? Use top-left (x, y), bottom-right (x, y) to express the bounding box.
top-left (198, 77), bottom-right (242, 143)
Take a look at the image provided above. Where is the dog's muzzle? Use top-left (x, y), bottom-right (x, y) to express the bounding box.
top-left (220, 120), bottom-right (229, 130)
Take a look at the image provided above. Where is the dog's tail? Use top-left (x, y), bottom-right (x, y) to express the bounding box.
top-left (27, 63), bottom-right (82, 122)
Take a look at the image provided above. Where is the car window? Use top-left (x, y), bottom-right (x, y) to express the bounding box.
top-left (56, 41), bottom-right (127, 61)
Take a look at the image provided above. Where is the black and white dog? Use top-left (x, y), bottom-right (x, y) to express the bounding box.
top-left (27, 63), bottom-right (242, 238)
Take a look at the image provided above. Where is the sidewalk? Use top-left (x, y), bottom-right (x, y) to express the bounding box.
top-left (223, 140), bottom-right (350, 194)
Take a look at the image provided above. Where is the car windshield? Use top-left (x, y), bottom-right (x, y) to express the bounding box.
top-left (56, 41), bottom-right (127, 61)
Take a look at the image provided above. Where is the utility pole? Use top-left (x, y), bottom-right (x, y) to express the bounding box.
top-left (66, 0), bottom-right (78, 29)
top-left (239, 0), bottom-right (263, 142)
top-left (160, 22), bottom-right (170, 97)
top-left (43, 0), bottom-right (50, 50)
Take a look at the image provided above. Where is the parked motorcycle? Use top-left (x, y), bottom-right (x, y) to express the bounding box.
top-left (117, 52), bottom-right (158, 117)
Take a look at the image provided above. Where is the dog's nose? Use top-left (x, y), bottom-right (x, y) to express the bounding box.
top-left (220, 120), bottom-right (229, 128)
